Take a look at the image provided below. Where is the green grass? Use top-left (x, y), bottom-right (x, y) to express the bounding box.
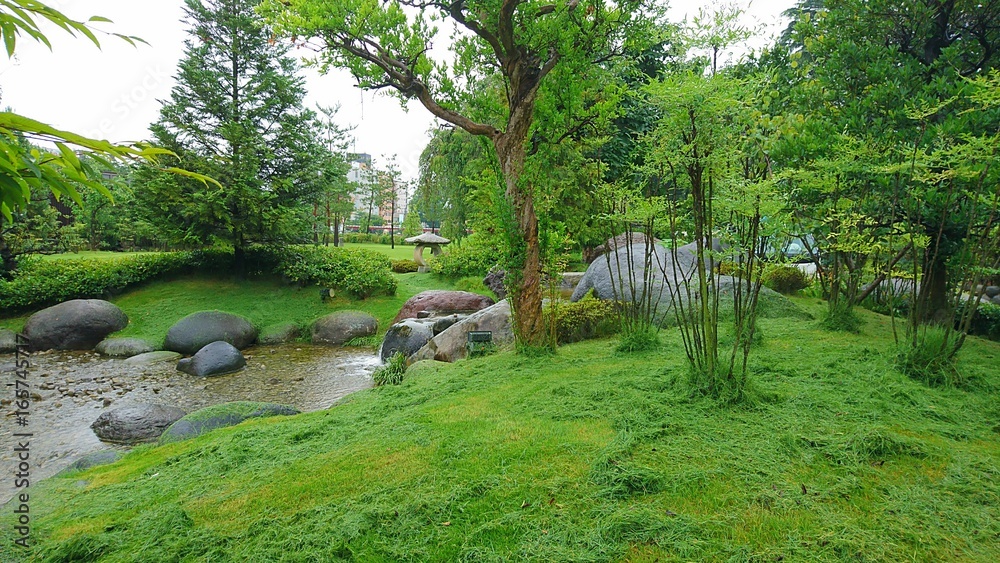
top-left (0, 272), bottom-right (455, 343)
top-left (4, 297), bottom-right (998, 561)
top-left (341, 242), bottom-right (417, 262)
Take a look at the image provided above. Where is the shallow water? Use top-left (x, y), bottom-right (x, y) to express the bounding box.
top-left (0, 344), bottom-right (379, 504)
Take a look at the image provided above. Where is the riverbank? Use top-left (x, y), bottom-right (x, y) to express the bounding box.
top-left (3, 298), bottom-right (998, 560)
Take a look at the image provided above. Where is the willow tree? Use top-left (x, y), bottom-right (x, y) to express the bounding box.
top-left (261, 0), bottom-right (651, 348)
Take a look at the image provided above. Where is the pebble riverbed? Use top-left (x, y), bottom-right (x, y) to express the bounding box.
top-left (0, 344), bottom-right (380, 505)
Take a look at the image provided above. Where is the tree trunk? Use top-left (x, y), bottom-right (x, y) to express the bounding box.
top-left (919, 253), bottom-right (950, 324)
top-left (494, 122), bottom-right (545, 348)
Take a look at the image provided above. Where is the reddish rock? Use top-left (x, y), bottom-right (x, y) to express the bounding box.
top-left (392, 290), bottom-right (495, 323)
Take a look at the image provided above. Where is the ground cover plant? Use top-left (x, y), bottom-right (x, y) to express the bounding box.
top-left (3, 298), bottom-right (997, 561)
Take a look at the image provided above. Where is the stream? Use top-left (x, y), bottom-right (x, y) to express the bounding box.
top-left (1, 344), bottom-right (380, 505)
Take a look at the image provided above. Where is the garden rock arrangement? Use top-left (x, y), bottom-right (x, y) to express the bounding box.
top-left (379, 319), bottom-right (435, 362)
top-left (393, 290), bottom-right (495, 323)
top-left (164, 310), bottom-right (257, 354)
top-left (90, 403), bottom-right (186, 444)
top-left (312, 310), bottom-right (378, 345)
top-left (177, 341), bottom-right (246, 377)
top-left (159, 401), bottom-right (300, 444)
top-left (410, 300), bottom-right (513, 363)
top-left (95, 337), bottom-right (155, 358)
top-left (22, 299), bottom-right (128, 351)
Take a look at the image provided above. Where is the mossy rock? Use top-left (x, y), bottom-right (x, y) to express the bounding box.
top-left (258, 322), bottom-right (302, 345)
top-left (159, 401), bottom-right (300, 444)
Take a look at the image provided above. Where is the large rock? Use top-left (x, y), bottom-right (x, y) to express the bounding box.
top-left (0, 328), bottom-right (18, 353)
top-left (393, 290), bottom-right (495, 323)
top-left (124, 350), bottom-right (182, 366)
top-left (483, 269), bottom-right (507, 300)
top-left (177, 341), bottom-right (246, 377)
top-left (583, 233), bottom-right (659, 264)
top-left (379, 319), bottom-right (435, 362)
top-left (410, 300), bottom-right (514, 363)
top-left (95, 337), bottom-right (155, 358)
top-left (22, 299), bottom-right (128, 351)
top-left (159, 401), bottom-right (300, 444)
top-left (570, 241), bottom-right (806, 325)
top-left (56, 450), bottom-right (122, 476)
top-left (164, 311), bottom-right (257, 354)
top-left (91, 403), bottom-right (186, 444)
top-left (985, 285), bottom-right (1000, 298)
top-left (312, 311), bottom-right (378, 345)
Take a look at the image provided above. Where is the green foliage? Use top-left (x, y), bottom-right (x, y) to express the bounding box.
top-left (961, 302), bottom-right (1000, 341)
top-left (895, 325), bottom-right (962, 387)
top-left (821, 300), bottom-right (863, 333)
top-left (429, 236), bottom-right (498, 278)
top-left (400, 210), bottom-right (422, 238)
top-left (390, 259), bottom-right (418, 274)
top-left (266, 246), bottom-right (396, 299)
top-left (547, 295), bottom-right (620, 345)
top-left (616, 321), bottom-right (661, 353)
top-left (137, 0), bottom-right (329, 255)
top-left (452, 276), bottom-right (489, 295)
top-left (372, 352), bottom-right (407, 386)
top-left (761, 264), bottom-right (811, 294)
top-left (0, 250), bottom-right (229, 313)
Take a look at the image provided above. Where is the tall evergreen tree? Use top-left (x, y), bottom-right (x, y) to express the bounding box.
top-left (139, 0), bottom-right (326, 262)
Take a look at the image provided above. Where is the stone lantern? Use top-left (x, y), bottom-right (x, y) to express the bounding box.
top-left (404, 232), bottom-right (451, 272)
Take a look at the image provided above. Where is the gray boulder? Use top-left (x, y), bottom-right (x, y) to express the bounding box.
top-left (570, 241), bottom-right (805, 325)
top-left (159, 401), bottom-right (300, 444)
top-left (0, 328), bottom-right (18, 353)
top-left (431, 314), bottom-right (465, 336)
top-left (393, 290), bottom-right (495, 323)
top-left (258, 322), bottom-right (301, 345)
top-left (95, 337), bottom-right (155, 358)
top-left (22, 299), bottom-right (128, 351)
top-left (124, 350), bottom-right (183, 366)
top-left (91, 403), bottom-right (186, 444)
top-left (312, 310), bottom-right (378, 345)
top-left (985, 285), bottom-right (1000, 298)
top-left (164, 311), bottom-right (257, 354)
top-left (410, 300), bottom-right (513, 363)
top-left (483, 269), bottom-right (507, 300)
top-left (992, 295), bottom-right (1000, 306)
top-left (379, 319), bottom-right (435, 362)
top-left (57, 450), bottom-right (122, 475)
top-left (177, 341), bottom-right (246, 377)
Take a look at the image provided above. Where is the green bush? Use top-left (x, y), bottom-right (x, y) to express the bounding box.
top-left (264, 245), bottom-right (396, 299)
top-left (547, 294), bottom-right (620, 344)
top-left (391, 259), bottom-right (419, 273)
top-left (372, 352), bottom-right (407, 386)
top-left (0, 250), bottom-right (230, 314)
top-left (955, 301), bottom-right (1000, 341)
top-left (430, 236), bottom-right (498, 278)
top-left (761, 265), bottom-right (811, 294)
top-left (453, 276), bottom-right (489, 294)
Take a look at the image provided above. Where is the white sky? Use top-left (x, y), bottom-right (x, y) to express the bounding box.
top-left (0, 1), bottom-right (795, 184)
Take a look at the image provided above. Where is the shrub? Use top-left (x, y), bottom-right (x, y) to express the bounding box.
top-left (430, 236), bottom-right (498, 278)
top-left (391, 259), bottom-right (419, 273)
top-left (261, 245), bottom-right (396, 299)
top-left (0, 251), bottom-right (229, 314)
top-left (453, 276), bottom-right (489, 294)
top-left (895, 325), bottom-right (962, 387)
top-left (547, 294), bottom-right (619, 344)
top-left (372, 352), bottom-right (407, 386)
top-left (761, 264), bottom-right (811, 294)
top-left (955, 301), bottom-right (1000, 341)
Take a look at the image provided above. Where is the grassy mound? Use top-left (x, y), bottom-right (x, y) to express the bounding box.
top-left (3, 301), bottom-right (998, 561)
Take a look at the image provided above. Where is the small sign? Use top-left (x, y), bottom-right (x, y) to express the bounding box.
top-left (466, 331), bottom-right (494, 357)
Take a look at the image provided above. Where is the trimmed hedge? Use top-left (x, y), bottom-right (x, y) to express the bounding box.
top-left (761, 265), bottom-right (811, 294)
top-left (430, 237), bottom-right (499, 278)
top-left (548, 295), bottom-right (620, 344)
top-left (263, 245), bottom-right (396, 299)
top-left (391, 259), bottom-right (419, 273)
top-left (0, 244), bottom-right (398, 315)
top-left (0, 250), bottom-right (230, 314)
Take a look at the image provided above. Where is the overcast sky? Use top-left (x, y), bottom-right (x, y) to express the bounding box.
top-left (0, 1), bottom-right (795, 184)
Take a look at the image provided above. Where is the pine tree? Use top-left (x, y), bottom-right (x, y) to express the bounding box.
top-left (139, 0), bottom-right (325, 263)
